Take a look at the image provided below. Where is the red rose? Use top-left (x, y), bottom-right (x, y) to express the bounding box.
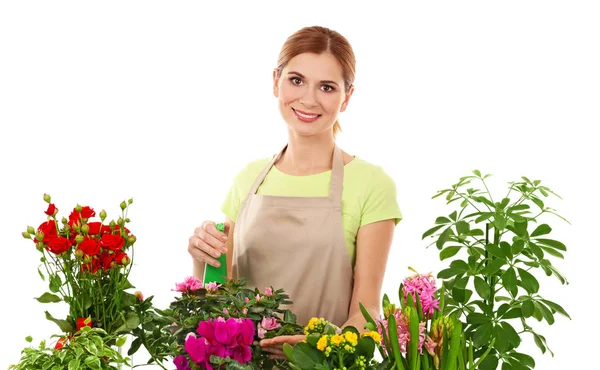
top-left (44, 203), bottom-right (57, 216)
top-left (114, 251), bottom-right (129, 265)
top-left (47, 237), bottom-right (70, 254)
top-left (37, 220), bottom-right (58, 243)
top-left (100, 251), bottom-right (115, 270)
top-left (76, 317), bottom-right (92, 331)
top-left (87, 222), bottom-right (102, 235)
top-left (81, 258), bottom-right (99, 274)
top-left (100, 234), bottom-right (124, 251)
top-left (68, 206), bottom-right (96, 225)
top-left (78, 238), bottom-right (100, 256)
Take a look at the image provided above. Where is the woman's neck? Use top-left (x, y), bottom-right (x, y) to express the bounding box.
top-left (276, 131), bottom-right (336, 176)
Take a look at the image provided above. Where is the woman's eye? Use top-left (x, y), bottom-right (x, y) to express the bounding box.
top-left (322, 85), bottom-right (334, 92)
top-left (291, 77), bottom-right (302, 85)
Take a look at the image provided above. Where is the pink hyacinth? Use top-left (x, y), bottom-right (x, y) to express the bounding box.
top-left (402, 272), bottom-right (440, 318)
top-left (173, 276), bottom-right (204, 293)
top-left (378, 310), bottom-right (427, 355)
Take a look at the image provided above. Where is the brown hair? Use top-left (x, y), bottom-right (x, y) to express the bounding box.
top-left (275, 26), bottom-right (356, 138)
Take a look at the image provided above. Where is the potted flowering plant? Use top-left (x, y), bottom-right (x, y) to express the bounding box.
top-left (10, 194), bottom-right (162, 369)
top-left (360, 269), bottom-right (493, 370)
top-left (422, 171), bottom-right (571, 369)
top-left (283, 317), bottom-right (382, 370)
top-left (145, 276), bottom-right (305, 369)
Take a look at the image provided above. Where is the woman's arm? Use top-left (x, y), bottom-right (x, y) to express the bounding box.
top-left (342, 218), bottom-right (396, 331)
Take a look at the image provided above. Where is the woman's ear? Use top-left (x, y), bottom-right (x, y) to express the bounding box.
top-left (340, 85), bottom-right (355, 112)
top-left (273, 68), bottom-right (280, 97)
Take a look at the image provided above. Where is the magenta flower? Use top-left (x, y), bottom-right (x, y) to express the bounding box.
top-left (184, 336), bottom-right (211, 369)
top-left (264, 287), bottom-right (273, 296)
top-left (173, 355), bottom-right (191, 370)
top-left (173, 276), bottom-right (204, 293)
top-left (188, 317), bottom-right (255, 366)
top-left (402, 272), bottom-right (440, 317)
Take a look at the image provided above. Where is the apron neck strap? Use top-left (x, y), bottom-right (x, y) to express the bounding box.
top-left (246, 144), bottom-right (344, 203)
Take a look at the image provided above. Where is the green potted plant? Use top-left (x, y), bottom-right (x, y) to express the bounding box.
top-left (422, 170), bottom-right (571, 369)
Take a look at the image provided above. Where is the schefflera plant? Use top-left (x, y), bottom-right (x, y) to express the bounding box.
top-left (422, 170), bottom-right (571, 370)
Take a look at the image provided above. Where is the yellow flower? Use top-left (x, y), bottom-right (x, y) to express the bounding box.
top-left (304, 317), bottom-right (329, 334)
top-left (343, 331), bottom-right (358, 346)
top-left (360, 331), bottom-right (381, 343)
top-left (331, 334), bottom-right (344, 346)
top-left (317, 335), bottom-right (329, 351)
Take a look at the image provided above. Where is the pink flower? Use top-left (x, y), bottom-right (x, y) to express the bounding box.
top-left (244, 297), bottom-right (250, 303)
top-left (173, 276), bottom-right (204, 293)
top-left (378, 309), bottom-right (427, 355)
top-left (402, 272), bottom-right (440, 318)
top-left (184, 336), bottom-right (211, 369)
top-left (189, 317), bottom-right (255, 366)
top-left (258, 327), bottom-right (267, 339)
top-left (174, 355), bottom-right (191, 370)
top-left (204, 281), bottom-right (219, 292)
top-left (260, 317), bottom-right (280, 331)
top-left (242, 307), bottom-right (248, 315)
top-left (265, 287), bottom-right (273, 296)
top-left (255, 294), bottom-right (262, 302)
top-left (223, 308), bottom-right (229, 315)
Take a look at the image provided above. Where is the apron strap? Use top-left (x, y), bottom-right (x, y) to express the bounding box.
top-left (243, 144), bottom-right (344, 205)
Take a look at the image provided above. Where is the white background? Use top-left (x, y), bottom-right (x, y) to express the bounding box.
top-left (1, 1), bottom-right (598, 368)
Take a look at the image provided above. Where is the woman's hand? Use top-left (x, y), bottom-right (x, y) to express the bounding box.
top-left (188, 221), bottom-right (230, 267)
top-left (259, 334), bottom-right (306, 359)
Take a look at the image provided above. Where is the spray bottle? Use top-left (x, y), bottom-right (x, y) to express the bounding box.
top-left (202, 222), bottom-right (228, 284)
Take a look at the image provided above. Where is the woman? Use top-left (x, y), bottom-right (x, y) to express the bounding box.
top-left (188, 25), bottom-right (402, 358)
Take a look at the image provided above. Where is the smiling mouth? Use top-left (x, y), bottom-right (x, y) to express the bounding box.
top-left (293, 108), bottom-right (321, 122)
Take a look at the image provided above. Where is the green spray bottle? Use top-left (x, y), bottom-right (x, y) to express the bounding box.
top-left (202, 222), bottom-right (228, 284)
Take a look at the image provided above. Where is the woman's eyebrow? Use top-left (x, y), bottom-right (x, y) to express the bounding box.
top-left (287, 71), bottom-right (340, 87)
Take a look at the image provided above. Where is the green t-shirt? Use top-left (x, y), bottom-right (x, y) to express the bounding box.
top-left (221, 156), bottom-right (402, 266)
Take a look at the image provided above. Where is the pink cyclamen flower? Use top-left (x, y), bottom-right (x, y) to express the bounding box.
top-left (264, 287), bottom-right (273, 296)
top-left (184, 336), bottom-right (211, 369)
top-left (192, 317), bottom-right (255, 365)
top-left (402, 272), bottom-right (440, 317)
top-left (173, 355), bottom-right (191, 370)
top-left (173, 276), bottom-right (204, 293)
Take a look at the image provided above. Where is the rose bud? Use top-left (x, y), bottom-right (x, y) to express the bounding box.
top-left (75, 235), bottom-right (84, 244)
top-left (22, 231), bottom-right (31, 239)
top-left (117, 217), bottom-right (124, 226)
top-left (83, 255), bottom-right (92, 263)
top-left (81, 224), bottom-right (89, 234)
top-left (128, 198), bottom-right (133, 205)
top-left (27, 226), bottom-right (35, 234)
top-left (43, 193), bottom-right (51, 203)
top-left (134, 291), bottom-right (144, 301)
top-left (127, 235), bottom-right (137, 245)
top-left (75, 249), bottom-right (84, 258)
top-left (125, 218), bottom-right (130, 223)
top-left (75, 204), bottom-right (82, 212)
top-left (61, 217), bottom-right (68, 225)
top-left (109, 220), bottom-right (116, 229)
top-left (120, 201), bottom-right (127, 210)
top-left (35, 233), bottom-right (44, 242)
top-left (100, 210), bottom-right (107, 222)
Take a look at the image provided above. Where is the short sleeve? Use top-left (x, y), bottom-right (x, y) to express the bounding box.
top-left (220, 158), bottom-right (271, 223)
top-left (360, 167), bottom-right (403, 227)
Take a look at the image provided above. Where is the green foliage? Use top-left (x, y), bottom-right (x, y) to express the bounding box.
top-left (9, 327), bottom-right (129, 369)
top-left (423, 171), bottom-right (571, 369)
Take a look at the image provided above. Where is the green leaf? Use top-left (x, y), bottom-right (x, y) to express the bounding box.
top-left (535, 301), bottom-right (555, 325)
top-left (472, 322), bottom-right (493, 347)
top-left (522, 299), bottom-right (535, 318)
top-left (531, 224), bottom-right (552, 237)
top-left (533, 333), bottom-right (546, 354)
top-left (518, 268), bottom-right (540, 294)
top-left (450, 260), bottom-right (470, 272)
top-left (128, 337), bottom-right (142, 356)
top-left (511, 352), bottom-right (536, 367)
top-left (481, 259), bottom-right (506, 275)
top-left (449, 211), bottom-right (458, 222)
top-left (499, 321), bottom-right (521, 348)
top-left (436, 227), bottom-right (453, 250)
top-left (512, 240), bottom-right (525, 255)
top-left (83, 357), bottom-right (101, 369)
top-left (422, 224), bottom-right (445, 239)
top-left (531, 196), bottom-right (544, 210)
top-left (38, 267), bottom-right (45, 281)
top-left (529, 242), bottom-right (545, 260)
top-left (512, 221), bottom-right (528, 237)
top-left (45, 311), bottom-right (73, 333)
top-left (493, 324), bottom-right (509, 353)
top-left (474, 276), bottom-right (491, 300)
top-left (387, 314), bottom-right (406, 370)
top-left (485, 243), bottom-right (507, 259)
top-left (475, 212), bottom-right (494, 223)
top-left (283, 343), bottom-right (295, 361)
top-left (502, 267), bottom-right (518, 292)
top-left (538, 245), bottom-right (565, 259)
top-left (437, 268), bottom-right (462, 279)
top-left (502, 308), bottom-right (522, 319)
top-left (456, 221), bottom-right (470, 235)
top-left (440, 246), bottom-right (462, 261)
top-left (467, 313), bottom-right (492, 324)
top-left (494, 215), bottom-right (507, 230)
top-left (35, 292), bottom-right (61, 303)
top-left (49, 274), bottom-right (62, 293)
top-left (436, 217), bottom-right (452, 225)
top-left (540, 299), bottom-right (571, 319)
top-left (292, 342), bottom-right (325, 369)
top-left (68, 359), bottom-right (80, 370)
top-left (535, 238), bottom-right (567, 251)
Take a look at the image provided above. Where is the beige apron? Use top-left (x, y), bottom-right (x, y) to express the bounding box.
top-left (232, 145), bottom-right (354, 328)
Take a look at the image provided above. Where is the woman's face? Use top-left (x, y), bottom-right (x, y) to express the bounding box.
top-left (273, 52), bottom-right (353, 138)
